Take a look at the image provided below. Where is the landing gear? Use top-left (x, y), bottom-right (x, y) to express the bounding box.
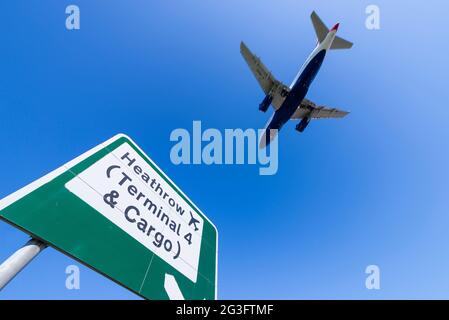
top-left (295, 117), bottom-right (310, 133)
top-left (259, 95), bottom-right (273, 112)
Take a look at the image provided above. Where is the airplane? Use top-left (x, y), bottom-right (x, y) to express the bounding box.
top-left (240, 11), bottom-right (353, 148)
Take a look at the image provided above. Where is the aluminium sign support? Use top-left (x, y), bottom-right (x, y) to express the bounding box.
top-left (0, 238), bottom-right (46, 291)
top-left (0, 134), bottom-right (218, 299)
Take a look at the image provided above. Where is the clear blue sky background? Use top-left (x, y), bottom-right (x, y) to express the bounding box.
top-left (0, 0), bottom-right (448, 299)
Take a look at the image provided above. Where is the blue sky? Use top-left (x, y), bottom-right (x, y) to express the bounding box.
top-left (1, 0), bottom-right (449, 299)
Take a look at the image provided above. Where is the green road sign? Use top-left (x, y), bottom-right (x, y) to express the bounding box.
top-left (0, 134), bottom-right (218, 300)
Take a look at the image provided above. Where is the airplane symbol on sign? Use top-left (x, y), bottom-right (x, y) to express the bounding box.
top-left (188, 211), bottom-right (200, 231)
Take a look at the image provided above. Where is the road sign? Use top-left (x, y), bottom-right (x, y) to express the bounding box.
top-left (0, 134), bottom-right (218, 299)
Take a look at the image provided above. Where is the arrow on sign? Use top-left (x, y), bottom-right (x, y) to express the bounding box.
top-left (164, 273), bottom-right (185, 300)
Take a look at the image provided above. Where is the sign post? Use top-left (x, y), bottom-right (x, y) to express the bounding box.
top-left (0, 134), bottom-right (218, 299)
top-left (0, 238), bottom-right (46, 291)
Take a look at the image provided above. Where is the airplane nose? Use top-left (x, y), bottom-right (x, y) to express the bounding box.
top-left (330, 23), bottom-right (340, 32)
top-left (259, 131), bottom-right (268, 149)
top-left (259, 128), bottom-right (279, 149)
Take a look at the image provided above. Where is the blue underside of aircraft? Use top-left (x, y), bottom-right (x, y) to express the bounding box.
top-left (266, 49), bottom-right (327, 135)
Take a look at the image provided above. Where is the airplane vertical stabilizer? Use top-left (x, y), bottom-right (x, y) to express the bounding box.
top-left (311, 11), bottom-right (328, 43)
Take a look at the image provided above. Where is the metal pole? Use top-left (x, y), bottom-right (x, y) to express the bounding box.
top-left (0, 238), bottom-right (47, 291)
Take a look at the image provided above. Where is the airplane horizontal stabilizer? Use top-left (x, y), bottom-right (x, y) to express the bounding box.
top-left (331, 36), bottom-right (353, 50)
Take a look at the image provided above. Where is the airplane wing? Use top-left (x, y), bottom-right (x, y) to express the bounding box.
top-left (291, 98), bottom-right (349, 119)
top-left (240, 41), bottom-right (290, 110)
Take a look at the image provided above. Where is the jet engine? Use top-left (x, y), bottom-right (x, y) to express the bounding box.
top-left (259, 94), bottom-right (273, 112)
top-left (295, 117), bottom-right (311, 133)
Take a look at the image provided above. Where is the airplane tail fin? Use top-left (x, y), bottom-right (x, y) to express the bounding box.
top-left (311, 11), bottom-right (353, 50)
top-left (311, 11), bottom-right (328, 43)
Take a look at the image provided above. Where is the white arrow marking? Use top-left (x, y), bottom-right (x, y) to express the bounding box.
top-left (164, 273), bottom-right (185, 300)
